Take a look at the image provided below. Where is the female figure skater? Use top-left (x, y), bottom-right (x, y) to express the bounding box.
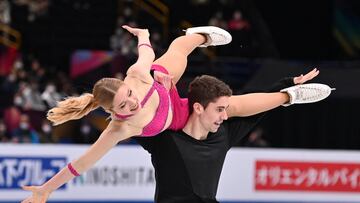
top-left (21, 24), bottom-right (233, 202)
top-left (21, 24), bottom-right (322, 202)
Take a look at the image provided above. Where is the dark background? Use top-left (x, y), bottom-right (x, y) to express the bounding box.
top-left (4, 0), bottom-right (360, 149)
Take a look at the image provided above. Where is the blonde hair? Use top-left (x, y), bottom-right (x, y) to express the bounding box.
top-left (47, 78), bottom-right (124, 125)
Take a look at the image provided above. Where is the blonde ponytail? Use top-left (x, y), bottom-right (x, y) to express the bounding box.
top-left (47, 93), bottom-right (99, 126)
top-left (48, 77), bottom-right (124, 126)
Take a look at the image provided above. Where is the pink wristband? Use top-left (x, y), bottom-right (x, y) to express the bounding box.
top-left (67, 163), bottom-right (80, 176)
top-left (138, 43), bottom-right (153, 49)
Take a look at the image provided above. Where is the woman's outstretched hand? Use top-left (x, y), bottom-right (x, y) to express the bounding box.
top-left (21, 186), bottom-right (50, 203)
top-left (293, 68), bottom-right (320, 84)
top-left (122, 25), bottom-right (150, 38)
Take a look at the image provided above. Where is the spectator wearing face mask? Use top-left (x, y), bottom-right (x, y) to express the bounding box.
top-left (38, 119), bottom-right (54, 143)
top-left (11, 114), bottom-right (40, 143)
top-left (14, 81), bottom-right (46, 111)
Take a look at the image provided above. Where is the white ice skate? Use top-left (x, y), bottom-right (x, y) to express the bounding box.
top-left (185, 26), bottom-right (232, 47)
top-left (281, 83), bottom-right (335, 106)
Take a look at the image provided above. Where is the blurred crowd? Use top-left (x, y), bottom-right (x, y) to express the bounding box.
top-left (0, 1), bottom-right (165, 145)
top-left (0, 57), bottom-right (78, 144)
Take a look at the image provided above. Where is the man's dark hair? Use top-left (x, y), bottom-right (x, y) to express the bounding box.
top-left (188, 75), bottom-right (232, 114)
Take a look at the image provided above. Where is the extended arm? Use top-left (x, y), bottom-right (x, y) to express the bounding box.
top-left (227, 92), bottom-right (289, 117)
top-left (227, 68), bottom-right (319, 117)
top-left (123, 25), bottom-right (155, 83)
top-left (21, 121), bottom-right (137, 203)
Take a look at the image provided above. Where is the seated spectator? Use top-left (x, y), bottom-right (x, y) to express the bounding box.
top-left (228, 10), bottom-right (251, 31)
top-left (3, 105), bottom-right (21, 133)
top-left (38, 119), bottom-right (54, 143)
top-left (14, 81), bottom-right (46, 111)
top-left (0, 119), bottom-right (10, 142)
top-left (226, 10), bottom-right (254, 57)
top-left (208, 11), bottom-right (227, 29)
top-left (11, 114), bottom-right (39, 143)
top-left (0, 76), bottom-right (17, 107)
top-left (41, 82), bottom-right (62, 108)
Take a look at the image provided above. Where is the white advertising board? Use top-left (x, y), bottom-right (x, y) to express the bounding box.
top-left (218, 148), bottom-right (360, 203)
top-left (1, 144), bottom-right (360, 202)
top-left (0, 144), bottom-right (155, 202)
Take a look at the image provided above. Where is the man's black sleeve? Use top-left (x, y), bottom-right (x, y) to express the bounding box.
top-left (133, 135), bottom-right (157, 154)
top-left (224, 115), bottom-right (266, 148)
top-left (267, 77), bottom-right (294, 92)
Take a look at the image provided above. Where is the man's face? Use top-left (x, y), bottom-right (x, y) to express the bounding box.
top-left (199, 96), bottom-right (230, 133)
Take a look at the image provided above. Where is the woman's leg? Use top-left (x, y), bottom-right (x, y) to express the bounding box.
top-left (153, 34), bottom-right (206, 84)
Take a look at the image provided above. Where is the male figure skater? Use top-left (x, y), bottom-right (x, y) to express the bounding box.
top-left (135, 72), bottom-right (331, 203)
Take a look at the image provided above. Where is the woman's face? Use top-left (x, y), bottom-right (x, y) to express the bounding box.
top-left (112, 83), bottom-right (141, 116)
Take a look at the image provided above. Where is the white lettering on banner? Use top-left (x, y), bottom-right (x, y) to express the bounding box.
top-left (3, 145), bottom-right (360, 202)
top-left (349, 169), bottom-right (360, 188)
top-left (4, 159), bottom-right (17, 187)
top-left (73, 166), bottom-right (155, 186)
top-left (255, 160), bottom-right (360, 192)
top-left (257, 167), bottom-right (358, 187)
top-left (0, 164), bottom-right (3, 184)
top-left (0, 157), bottom-right (66, 189)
